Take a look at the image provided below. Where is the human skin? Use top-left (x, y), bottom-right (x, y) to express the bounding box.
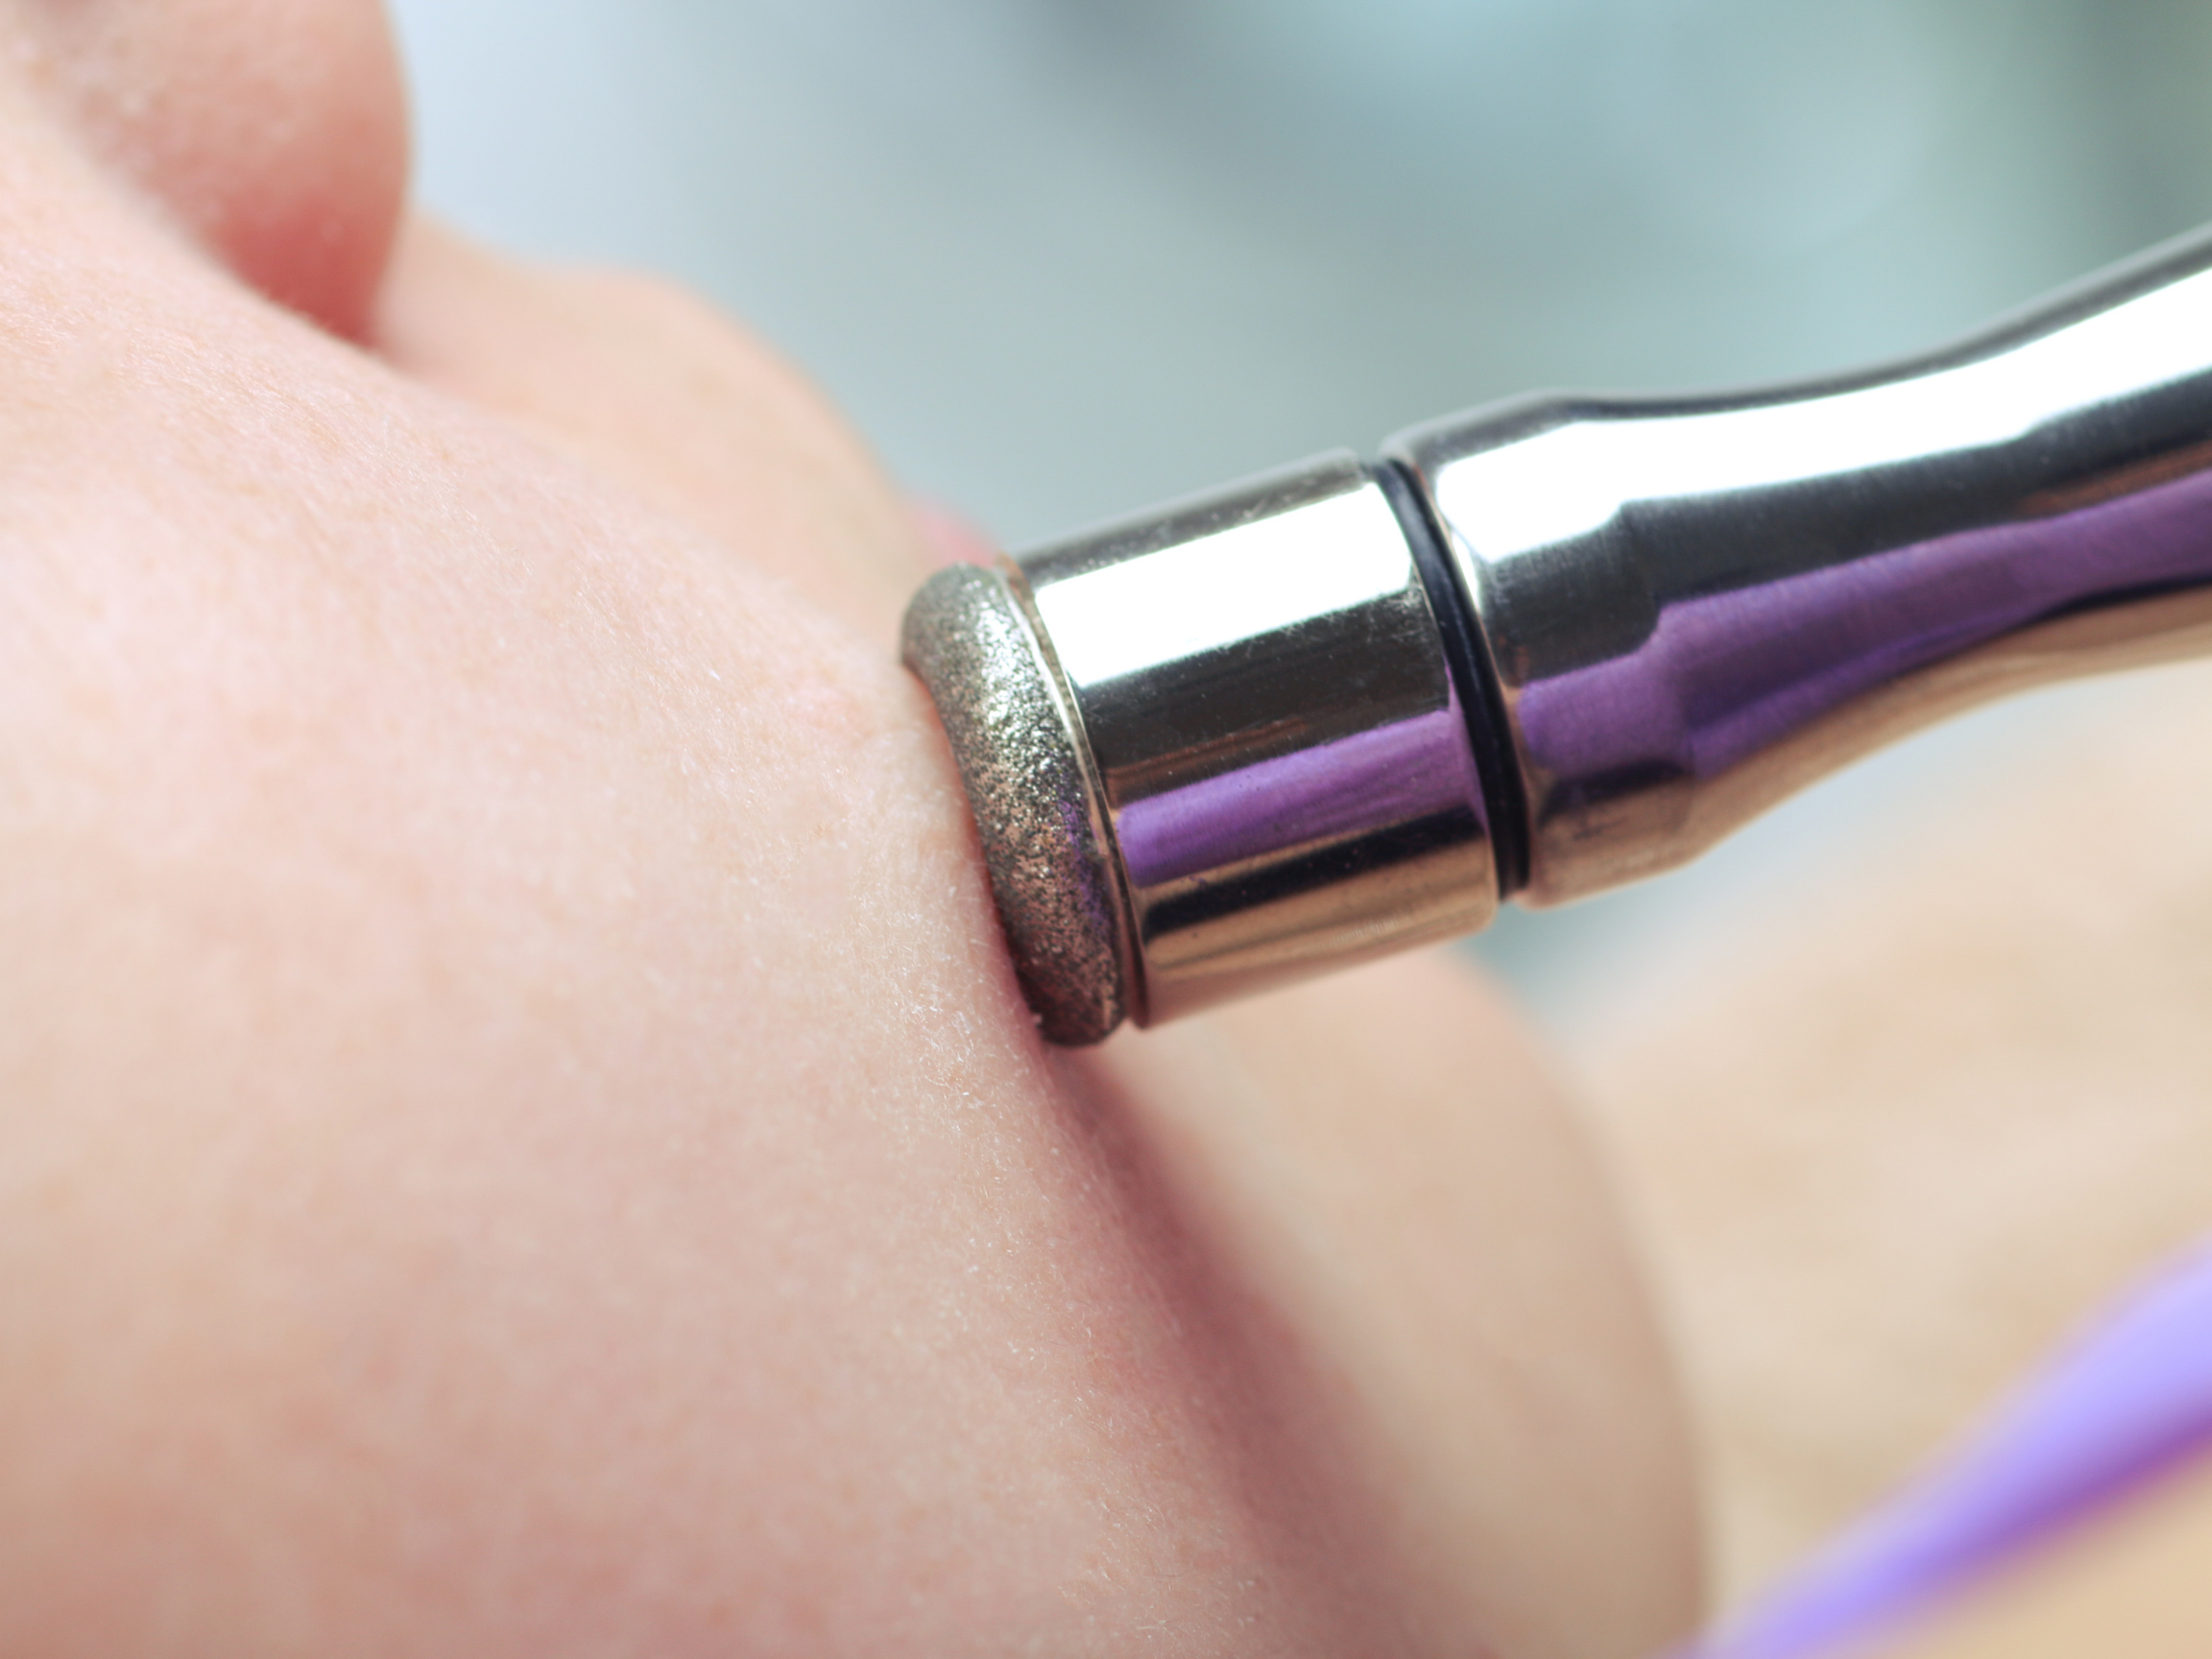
top-left (1573, 650), bottom-right (2212, 1604)
top-left (0, 3), bottom-right (1699, 1655)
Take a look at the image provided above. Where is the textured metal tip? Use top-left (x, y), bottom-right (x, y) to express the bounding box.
top-left (901, 563), bottom-right (1132, 1045)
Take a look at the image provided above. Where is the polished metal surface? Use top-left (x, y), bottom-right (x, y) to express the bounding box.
top-left (1015, 452), bottom-right (1497, 1029)
top-left (1393, 225), bottom-right (2212, 907)
top-left (906, 225), bottom-right (2212, 1041)
top-left (903, 452), bottom-right (1497, 1040)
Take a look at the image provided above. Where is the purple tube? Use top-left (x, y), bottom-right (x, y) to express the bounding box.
top-left (1683, 1238), bottom-right (2212, 1659)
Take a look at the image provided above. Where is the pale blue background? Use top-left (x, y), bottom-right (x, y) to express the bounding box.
top-left (385, 0), bottom-right (2212, 1021)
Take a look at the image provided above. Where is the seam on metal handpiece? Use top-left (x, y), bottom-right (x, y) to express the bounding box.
top-left (902, 223), bottom-right (2212, 1040)
top-left (1376, 458), bottom-right (1531, 899)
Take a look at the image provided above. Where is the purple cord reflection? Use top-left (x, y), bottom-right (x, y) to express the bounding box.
top-left (1114, 700), bottom-right (1483, 890)
top-left (1518, 461), bottom-right (2212, 806)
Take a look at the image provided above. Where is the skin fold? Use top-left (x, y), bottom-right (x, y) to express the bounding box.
top-left (0, 4), bottom-right (1698, 1655)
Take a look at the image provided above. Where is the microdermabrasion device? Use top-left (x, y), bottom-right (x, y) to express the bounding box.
top-left (902, 228), bottom-right (2212, 1044)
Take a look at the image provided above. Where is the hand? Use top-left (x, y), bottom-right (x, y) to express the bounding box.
top-left (0, 4), bottom-right (1696, 1654)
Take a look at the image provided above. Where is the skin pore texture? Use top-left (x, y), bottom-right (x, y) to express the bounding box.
top-left (15, 3), bottom-right (2210, 1653)
top-left (0, 4), bottom-right (1699, 1655)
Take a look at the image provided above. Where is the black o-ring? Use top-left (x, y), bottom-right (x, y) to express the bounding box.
top-left (1374, 459), bottom-right (1530, 899)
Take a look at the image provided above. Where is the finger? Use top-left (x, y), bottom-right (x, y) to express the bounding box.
top-left (373, 215), bottom-right (933, 644)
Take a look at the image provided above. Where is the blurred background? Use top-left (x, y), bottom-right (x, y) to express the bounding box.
top-left (385, 0), bottom-right (2212, 1022)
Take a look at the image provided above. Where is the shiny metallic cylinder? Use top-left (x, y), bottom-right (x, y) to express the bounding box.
top-left (904, 225), bottom-right (2212, 1043)
top-left (1008, 453), bottom-right (1496, 1030)
top-left (948, 451), bottom-right (1500, 1039)
top-left (1390, 228), bottom-right (2212, 907)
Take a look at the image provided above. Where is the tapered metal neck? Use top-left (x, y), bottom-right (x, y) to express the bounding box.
top-left (1393, 226), bottom-right (2212, 909)
top-left (904, 226), bottom-right (2212, 1043)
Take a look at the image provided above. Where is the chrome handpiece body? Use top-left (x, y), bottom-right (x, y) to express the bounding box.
top-left (902, 228), bottom-right (2212, 1044)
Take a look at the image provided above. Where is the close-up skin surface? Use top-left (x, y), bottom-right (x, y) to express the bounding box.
top-left (0, 2), bottom-right (1699, 1655)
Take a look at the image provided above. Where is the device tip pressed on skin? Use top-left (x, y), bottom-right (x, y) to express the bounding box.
top-left (902, 563), bottom-right (1132, 1045)
top-left (907, 227), bottom-right (2212, 1045)
top-left (904, 452), bottom-right (1507, 1046)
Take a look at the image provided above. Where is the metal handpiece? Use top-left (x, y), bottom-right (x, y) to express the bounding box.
top-left (903, 228), bottom-right (2212, 1044)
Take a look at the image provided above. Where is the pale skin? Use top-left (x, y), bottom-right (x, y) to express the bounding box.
top-left (9, 3), bottom-right (2212, 1655)
top-left (0, 3), bottom-right (1695, 1655)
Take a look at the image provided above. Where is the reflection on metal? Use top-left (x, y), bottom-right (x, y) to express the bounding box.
top-left (904, 226), bottom-right (2212, 1041)
top-left (1392, 228), bottom-right (2212, 906)
top-left (906, 455), bottom-right (1496, 1043)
